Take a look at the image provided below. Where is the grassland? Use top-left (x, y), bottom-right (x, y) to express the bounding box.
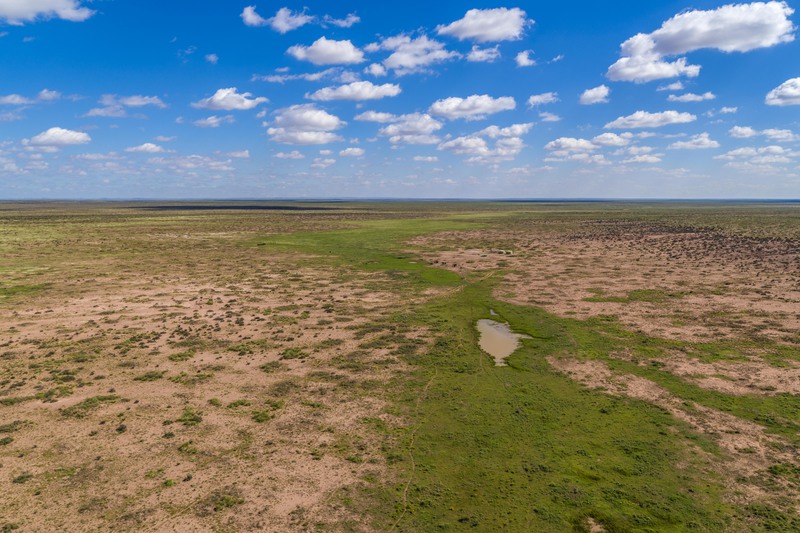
top-left (0, 201), bottom-right (799, 532)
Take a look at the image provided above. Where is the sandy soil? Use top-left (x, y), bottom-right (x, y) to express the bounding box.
top-left (1, 259), bottom-right (422, 532)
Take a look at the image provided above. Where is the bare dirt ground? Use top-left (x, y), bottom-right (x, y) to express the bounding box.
top-left (0, 208), bottom-right (426, 532)
top-left (418, 222), bottom-right (800, 346)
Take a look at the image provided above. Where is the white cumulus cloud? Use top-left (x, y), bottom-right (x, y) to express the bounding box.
top-left (193, 115), bottom-right (236, 128)
top-left (340, 147), bottom-right (365, 157)
top-left (729, 126), bottom-right (759, 138)
top-left (0, 89), bottom-right (61, 105)
top-left (667, 92), bottom-right (716, 102)
top-left (268, 104), bottom-right (345, 145)
top-left (192, 88), bottom-right (267, 111)
top-left (0, 0), bottom-right (94, 25)
top-left (579, 85), bottom-right (610, 104)
top-left (125, 143), bottom-right (170, 153)
top-left (26, 126), bottom-right (90, 147)
top-left (267, 7), bottom-right (314, 33)
top-left (544, 137), bottom-right (597, 153)
top-left (354, 111), bottom-right (398, 123)
top-left (766, 77), bottom-right (800, 105)
top-left (467, 45), bottom-right (500, 62)
top-left (311, 157), bottom-right (336, 169)
top-left (730, 125), bottom-right (799, 142)
top-left (241, 6), bottom-right (268, 27)
top-left (437, 122), bottom-right (532, 163)
top-left (324, 13), bottom-right (360, 28)
top-left (657, 81), bottom-right (685, 91)
top-left (0, 94), bottom-right (34, 105)
top-left (539, 111), bottom-right (561, 122)
top-left (118, 95), bottom-right (167, 108)
top-left (275, 150), bottom-right (305, 159)
top-left (479, 123), bottom-right (533, 138)
top-left (515, 50), bottom-right (536, 67)
top-left (307, 81), bottom-right (401, 101)
top-left (359, 112), bottom-right (444, 145)
top-left (527, 92), bottom-right (559, 106)
top-left (668, 132), bottom-right (720, 149)
top-left (373, 35), bottom-right (458, 75)
top-left (623, 154), bottom-right (663, 164)
top-left (287, 37), bottom-right (365, 66)
top-left (605, 110), bottom-right (696, 129)
top-left (84, 94), bottom-right (167, 117)
top-left (607, 1), bottom-right (795, 83)
top-left (592, 132), bottom-right (631, 147)
top-left (437, 7), bottom-right (532, 42)
top-left (429, 94), bottom-right (515, 120)
top-left (193, 115), bottom-right (235, 128)
top-left (364, 63), bottom-right (387, 77)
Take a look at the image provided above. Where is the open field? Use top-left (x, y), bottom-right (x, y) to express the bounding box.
top-left (1, 201), bottom-right (799, 532)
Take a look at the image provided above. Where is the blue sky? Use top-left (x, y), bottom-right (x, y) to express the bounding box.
top-left (1, 1), bottom-right (799, 199)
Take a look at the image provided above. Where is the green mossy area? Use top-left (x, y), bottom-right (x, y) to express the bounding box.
top-left (257, 213), bottom-right (799, 532)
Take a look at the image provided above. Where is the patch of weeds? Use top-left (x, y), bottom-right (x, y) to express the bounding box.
top-left (12, 472), bottom-right (33, 484)
top-left (162, 479), bottom-right (176, 488)
top-left (145, 468), bottom-right (165, 479)
top-left (70, 353), bottom-right (95, 363)
top-left (170, 372), bottom-right (213, 385)
top-left (35, 385), bottom-right (74, 403)
top-left (743, 503), bottom-right (800, 530)
top-left (259, 361), bottom-right (285, 373)
top-left (178, 441), bottom-right (198, 454)
top-left (0, 437), bottom-right (13, 446)
top-left (584, 288), bottom-right (685, 303)
top-left (177, 406), bottom-right (202, 426)
top-left (315, 338), bottom-right (345, 350)
top-left (0, 420), bottom-right (30, 433)
top-left (227, 399), bottom-right (251, 408)
top-left (251, 399), bottom-right (283, 422)
top-left (228, 339), bottom-right (275, 356)
top-left (207, 398), bottom-right (222, 407)
top-left (60, 395), bottom-right (121, 418)
top-left (251, 410), bottom-right (274, 423)
top-left (196, 486), bottom-right (244, 516)
top-left (77, 498), bottom-right (107, 514)
top-left (168, 350), bottom-right (195, 362)
top-left (280, 347), bottom-right (308, 360)
top-left (0, 283), bottom-right (48, 300)
top-left (269, 379), bottom-right (299, 396)
top-left (0, 396), bottom-right (34, 406)
top-left (768, 463), bottom-right (800, 484)
top-left (133, 371), bottom-right (165, 382)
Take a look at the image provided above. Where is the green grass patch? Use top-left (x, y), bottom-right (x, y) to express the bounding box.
top-left (60, 395), bottom-right (121, 418)
top-left (0, 283), bottom-right (48, 301)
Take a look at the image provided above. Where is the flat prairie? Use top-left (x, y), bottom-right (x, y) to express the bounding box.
top-left (1, 201), bottom-right (798, 532)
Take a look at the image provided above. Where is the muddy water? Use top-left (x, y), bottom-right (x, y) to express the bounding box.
top-left (476, 319), bottom-right (530, 366)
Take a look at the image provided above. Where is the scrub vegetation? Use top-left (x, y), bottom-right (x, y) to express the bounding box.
top-left (1, 201), bottom-right (798, 531)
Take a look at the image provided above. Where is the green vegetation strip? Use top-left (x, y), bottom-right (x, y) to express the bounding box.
top-left (258, 215), bottom-right (800, 531)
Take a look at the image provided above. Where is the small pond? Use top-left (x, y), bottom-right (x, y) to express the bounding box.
top-left (476, 318), bottom-right (530, 366)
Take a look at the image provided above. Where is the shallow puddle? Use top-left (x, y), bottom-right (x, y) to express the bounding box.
top-left (476, 318), bottom-right (530, 366)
